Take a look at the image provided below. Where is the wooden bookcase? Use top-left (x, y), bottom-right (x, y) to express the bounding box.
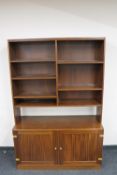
top-left (8, 38), bottom-right (105, 169)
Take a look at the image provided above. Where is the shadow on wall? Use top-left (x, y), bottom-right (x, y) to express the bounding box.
top-left (36, 0), bottom-right (117, 28)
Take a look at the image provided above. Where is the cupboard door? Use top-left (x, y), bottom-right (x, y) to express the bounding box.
top-left (13, 131), bottom-right (57, 166)
top-left (60, 131), bottom-right (103, 166)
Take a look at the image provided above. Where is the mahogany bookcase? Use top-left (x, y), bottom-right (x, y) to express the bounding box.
top-left (8, 38), bottom-right (105, 169)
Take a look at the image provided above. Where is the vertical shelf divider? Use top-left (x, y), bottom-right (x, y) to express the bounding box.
top-left (96, 106), bottom-right (102, 122)
top-left (55, 40), bottom-right (59, 105)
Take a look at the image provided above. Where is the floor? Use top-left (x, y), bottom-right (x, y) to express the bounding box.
top-left (0, 147), bottom-right (117, 175)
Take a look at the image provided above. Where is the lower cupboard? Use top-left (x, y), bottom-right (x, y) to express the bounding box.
top-left (13, 129), bottom-right (103, 169)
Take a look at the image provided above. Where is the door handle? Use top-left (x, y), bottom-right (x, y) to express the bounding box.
top-left (59, 147), bottom-right (63, 150)
top-left (54, 147), bottom-right (57, 150)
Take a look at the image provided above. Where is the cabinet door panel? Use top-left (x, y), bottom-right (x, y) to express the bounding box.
top-left (60, 131), bottom-right (103, 165)
top-left (74, 133), bottom-right (98, 161)
top-left (16, 131), bottom-right (55, 164)
top-left (63, 134), bottom-right (73, 161)
top-left (59, 133), bottom-right (73, 164)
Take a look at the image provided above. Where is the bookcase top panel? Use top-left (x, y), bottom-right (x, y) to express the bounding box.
top-left (8, 37), bottom-right (105, 43)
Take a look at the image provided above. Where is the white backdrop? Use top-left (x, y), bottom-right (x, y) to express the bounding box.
top-left (0, 0), bottom-right (117, 146)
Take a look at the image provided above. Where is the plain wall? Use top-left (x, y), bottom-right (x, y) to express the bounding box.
top-left (0, 0), bottom-right (117, 146)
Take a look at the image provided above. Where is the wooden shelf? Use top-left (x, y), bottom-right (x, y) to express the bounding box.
top-left (57, 40), bottom-right (104, 63)
top-left (58, 64), bottom-right (103, 91)
top-left (14, 115), bottom-right (103, 130)
top-left (15, 102), bottom-right (56, 107)
top-left (13, 79), bottom-right (56, 101)
top-left (14, 99), bottom-right (101, 106)
top-left (58, 86), bottom-right (102, 91)
top-left (11, 59), bottom-right (55, 63)
top-left (58, 60), bottom-right (104, 64)
top-left (59, 99), bottom-right (102, 106)
top-left (12, 75), bottom-right (56, 80)
top-left (14, 99), bottom-right (56, 107)
top-left (14, 95), bottom-right (57, 99)
top-left (11, 62), bottom-right (56, 81)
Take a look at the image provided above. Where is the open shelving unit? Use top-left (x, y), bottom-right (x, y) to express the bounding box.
top-left (9, 38), bottom-right (105, 169)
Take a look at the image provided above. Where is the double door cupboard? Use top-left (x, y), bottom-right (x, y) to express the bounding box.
top-left (8, 38), bottom-right (105, 169)
top-left (13, 116), bottom-right (103, 169)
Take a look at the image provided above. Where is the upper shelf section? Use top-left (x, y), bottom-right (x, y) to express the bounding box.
top-left (9, 38), bottom-right (105, 107)
top-left (9, 38), bottom-right (105, 64)
top-left (58, 60), bottom-right (104, 64)
top-left (57, 40), bottom-right (104, 63)
top-left (9, 40), bottom-right (56, 62)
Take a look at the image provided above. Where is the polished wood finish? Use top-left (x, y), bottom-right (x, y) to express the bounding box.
top-left (13, 116), bottom-right (103, 130)
top-left (13, 80), bottom-right (56, 97)
top-left (13, 130), bottom-right (103, 169)
top-left (58, 64), bottom-right (103, 89)
top-left (10, 41), bottom-right (55, 61)
top-left (11, 62), bottom-right (56, 79)
top-left (13, 116), bottom-right (103, 169)
top-left (57, 40), bottom-right (104, 62)
top-left (8, 37), bottom-right (105, 169)
top-left (14, 99), bottom-right (57, 107)
top-left (15, 131), bottom-right (55, 164)
top-left (9, 38), bottom-right (104, 108)
top-left (59, 131), bottom-right (102, 165)
top-left (58, 60), bottom-right (104, 64)
top-left (58, 91), bottom-right (102, 106)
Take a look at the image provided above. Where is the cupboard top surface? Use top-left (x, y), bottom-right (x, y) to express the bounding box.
top-left (13, 115), bottom-right (103, 131)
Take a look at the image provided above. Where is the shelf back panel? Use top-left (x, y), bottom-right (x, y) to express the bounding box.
top-left (57, 40), bottom-right (104, 61)
top-left (10, 41), bottom-right (55, 61)
top-left (13, 80), bottom-right (56, 96)
top-left (58, 64), bottom-right (103, 88)
top-left (11, 62), bottom-right (56, 77)
top-left (14, 98), bottom-right (57, 107)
